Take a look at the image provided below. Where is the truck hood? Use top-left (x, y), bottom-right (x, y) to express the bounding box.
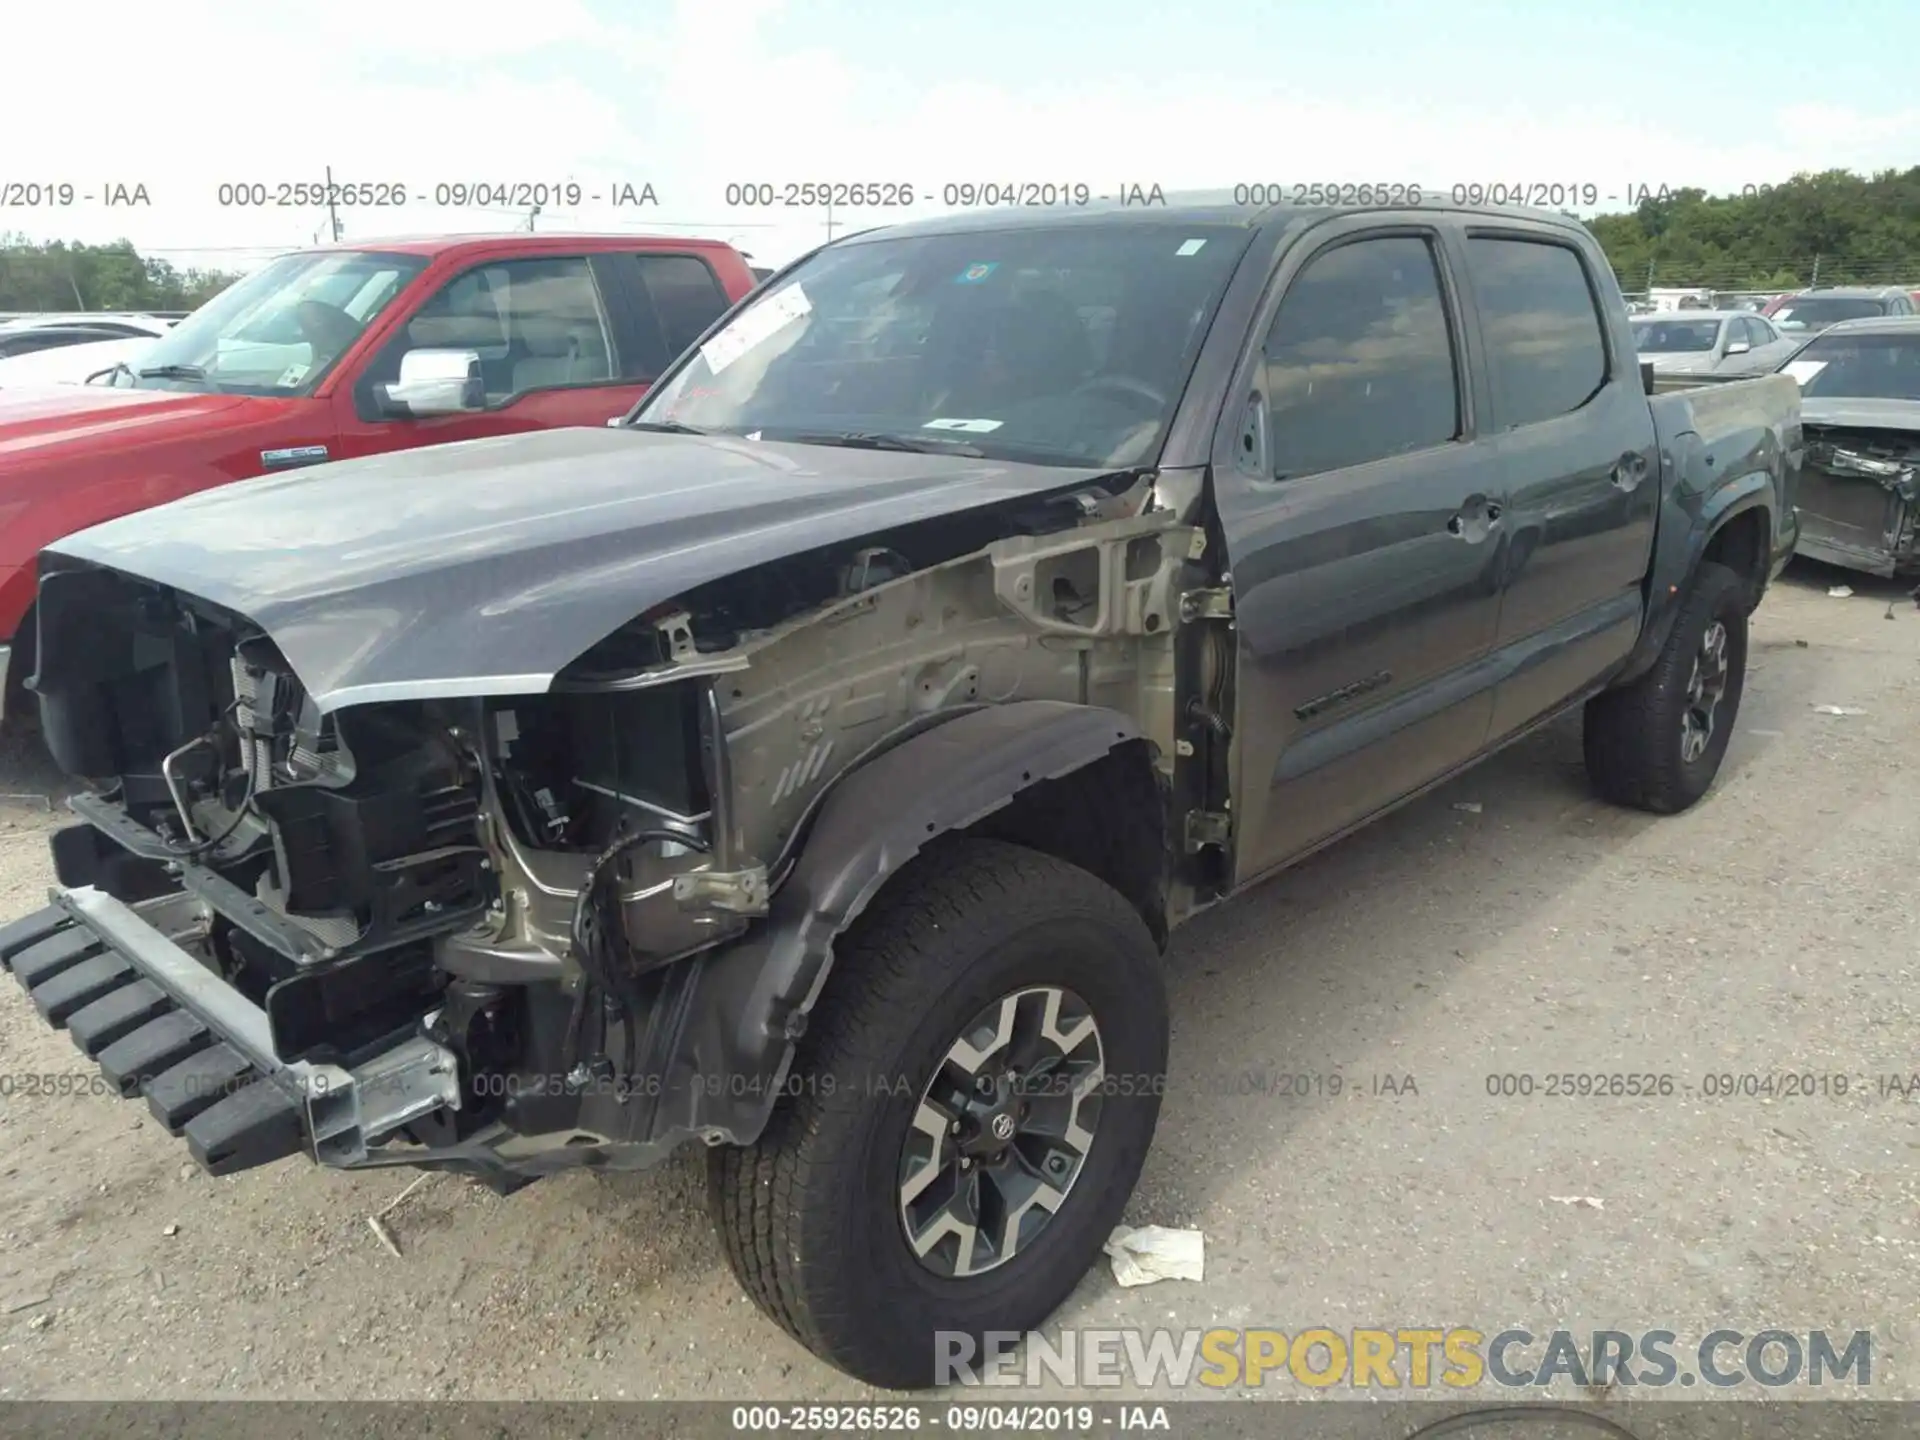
top-left (0, 383), bottom-right (252, 462)
top-left (47, 425), bottom-right (1118, 711)
top-left (1799, 397), bottom-right (1920, 434)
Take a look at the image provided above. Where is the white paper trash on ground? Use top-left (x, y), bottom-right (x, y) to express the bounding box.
top-left (1104, 1225), bottom-right (1205, 1287)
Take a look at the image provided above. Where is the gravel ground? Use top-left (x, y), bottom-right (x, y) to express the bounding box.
top-left (1, 559), bottom-right (1916, 1404)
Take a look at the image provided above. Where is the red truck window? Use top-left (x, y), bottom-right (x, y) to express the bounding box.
top-left (638, 254), bottom-right (730, 355)
top-left (611, 253), bottom-right (733, 380)
top-left (363, 255), bottom-right (617, 405)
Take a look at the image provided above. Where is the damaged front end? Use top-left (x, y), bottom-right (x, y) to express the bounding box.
top-left (1795, 424), bottom-right (1920, 577)
top-left (6, 459), bottom-right (1205, 1189)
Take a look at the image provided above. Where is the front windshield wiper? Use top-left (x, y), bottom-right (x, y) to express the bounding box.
top-left (625, 419), bottom-right (712, 435)
top-left (136, 363), bottom-right (207, 381)
top-left (782, 430), bottom-right (986, 457)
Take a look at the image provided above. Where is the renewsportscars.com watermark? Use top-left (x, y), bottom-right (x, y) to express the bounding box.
top-left (936, 1327), bottom-right (1873, 1390)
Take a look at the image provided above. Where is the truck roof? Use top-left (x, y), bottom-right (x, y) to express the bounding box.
top-left (837, 193), bottom-right (1589, 246)
top-left (296, 232), bottom-right (742, 260)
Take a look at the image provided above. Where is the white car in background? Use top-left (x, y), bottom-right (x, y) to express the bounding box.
top-left (0, 333), bottom-right (169, 388)
top-left (0, 311), bottom-right (176, 336)
top-left (1629, 310), bottom-right (1802, 376)
top-left (0, 312), bottom-right (180, 388)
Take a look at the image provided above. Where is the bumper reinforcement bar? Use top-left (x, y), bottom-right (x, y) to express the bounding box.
top-left (0, 886), bottom-right (460, 1176)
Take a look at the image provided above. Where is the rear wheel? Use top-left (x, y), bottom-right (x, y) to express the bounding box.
top-left (1583, 560), bottom-right (1748, 813)
top-left (708, 837), bottom-right (1168, 1389)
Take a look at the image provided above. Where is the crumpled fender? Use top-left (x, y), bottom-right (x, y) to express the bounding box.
top-left (599, 700), bottom-right (1147, 1156)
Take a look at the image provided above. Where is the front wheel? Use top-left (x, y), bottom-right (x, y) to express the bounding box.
top-left (1583, 560), bottom-right (1749, 814)
top-left (708, 837), bottom-right (1169, 1389)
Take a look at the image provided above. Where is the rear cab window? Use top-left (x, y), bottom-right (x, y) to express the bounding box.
top-left (611, 253), bottom-right (734, 381)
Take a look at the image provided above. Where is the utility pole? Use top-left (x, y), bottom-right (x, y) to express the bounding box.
top-left (1809, 254), bottom-right (1821, 288)
top-left (825, 197), bottom-right (836, 243)
top-left (527, 204), bottom-right (540, 233)
top-left (324, 163), bottom-right (341, 242)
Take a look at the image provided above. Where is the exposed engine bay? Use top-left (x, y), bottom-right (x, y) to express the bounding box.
top-left (21, 467), bottom-right (1214, 1184)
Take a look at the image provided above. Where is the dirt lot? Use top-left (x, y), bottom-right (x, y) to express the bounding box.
top-left (1, 559), bottom-right (1917, 1403)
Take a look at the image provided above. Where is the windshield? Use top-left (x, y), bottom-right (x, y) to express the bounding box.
top-left (633, 222), bottom-right (1254, 468)
top-left (1787, 332), bottom-right (1920, 401)
top-left (1771, 297), bottom-right (1889, 331)
top-left (106, 250), bottom-right (425, 395)
top-left (1632, 319), bottom-right (1722, 353)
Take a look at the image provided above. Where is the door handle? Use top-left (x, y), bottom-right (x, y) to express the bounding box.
top-left (1447, 498), bottom-right (1502, 539)
top-left (1611, 452), bottom-right (1650, 490)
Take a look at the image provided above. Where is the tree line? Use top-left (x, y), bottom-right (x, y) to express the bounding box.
top-left (0, 233), bottom-right (240, 313)
top-left (1590, 166), bottom-right (1920, 292)
top-left (3, 166), bottom-right (1918, 314)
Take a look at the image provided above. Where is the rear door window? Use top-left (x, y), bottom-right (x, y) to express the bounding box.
top-left (638, 254), bottom-right (731, 358)
top-left (1464, 237), bottom-right (1609, 428)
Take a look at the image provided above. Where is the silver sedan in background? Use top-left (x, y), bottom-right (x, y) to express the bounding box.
top-left (1630, 309), bottom-right (1802, 376)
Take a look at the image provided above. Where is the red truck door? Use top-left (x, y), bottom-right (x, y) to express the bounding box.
top-left (329, 250), bottom-right (740, 461)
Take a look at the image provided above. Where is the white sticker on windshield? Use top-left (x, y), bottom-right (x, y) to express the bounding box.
top-left (701, 283), bottom-right (812, 375)
top-left (923, 417), bottom-right (1004, 433)
top-left (1175, 238), bottom-right (1208, 256)
top-left (1782, 359), bottom-right (1828, 385)
top-left (277, 363), bottom-right (309, 387)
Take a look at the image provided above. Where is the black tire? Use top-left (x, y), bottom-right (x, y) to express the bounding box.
top-left (1583, 560), bottom-right (1748, 814)
top-left (708, 836), bottom-right (1168, 1389)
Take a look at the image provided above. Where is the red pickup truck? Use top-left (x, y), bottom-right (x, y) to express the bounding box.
top-left (0, 231), bottom-right (759, 721)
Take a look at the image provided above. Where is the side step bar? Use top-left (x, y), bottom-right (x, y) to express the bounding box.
top-left (1, 888), bottom-right (460, 1176)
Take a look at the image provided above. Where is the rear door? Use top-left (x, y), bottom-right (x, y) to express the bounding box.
top-left (1459, 228), bottom-right (1659, 741)
top-left (1214, 218), bottom-right (1507, 881)
top-left (330, 253), bottom-right (640, 460)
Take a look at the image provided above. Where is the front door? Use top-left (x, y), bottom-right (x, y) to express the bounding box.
top-left (330, 254), bottom-right (651, 462)
top-left (1213, 221), bottom-right (1508, 882)
top-left (1453, 229), bottom-right (1659, 741)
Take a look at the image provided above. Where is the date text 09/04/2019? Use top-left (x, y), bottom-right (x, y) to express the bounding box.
top-left (1228, 182), bottom-right (1695, 209)
top-left (721, 182), bottom-right (1170, 208)
top-left (211, 181), bottom-right (660, 209)
top-left (1484, 1071), bottom-right (1920, 1100)
top-left (1, 181), bottom-right (149, 207)
top-left (728, 1404), bottom-right (1170, 1432)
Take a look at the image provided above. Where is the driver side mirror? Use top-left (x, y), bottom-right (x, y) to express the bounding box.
top-left (1725, 339), bottom-right (1751, 356)
top-left (376, 348), bottom-right (484, 417)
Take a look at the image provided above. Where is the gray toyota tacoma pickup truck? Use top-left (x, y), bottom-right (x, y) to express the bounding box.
top-left (1, 199), bottom-right (1798, 1388)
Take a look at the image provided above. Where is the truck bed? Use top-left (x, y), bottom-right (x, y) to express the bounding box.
top-left (1644, 370), bottom-right (1802, 579)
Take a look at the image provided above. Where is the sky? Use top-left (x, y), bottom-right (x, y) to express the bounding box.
top-left (5, 0), bottom-right (1918, 277)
